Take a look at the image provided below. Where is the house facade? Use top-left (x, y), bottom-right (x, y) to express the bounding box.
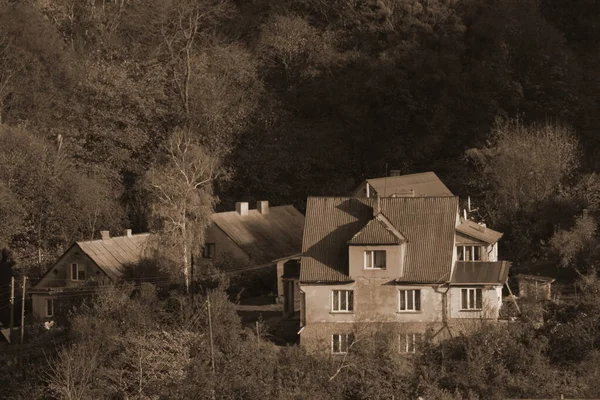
top-left (298, 197), bottom-right (509, 354)
top-left (30, 230), bottom-right (151, 322)
top-left (199, 201), bottom-right (305, 312)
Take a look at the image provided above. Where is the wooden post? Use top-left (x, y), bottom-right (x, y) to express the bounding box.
top-left (207, 294), bottom-right (215, 373)
top-left (191, 254), bottom-right (195, 303)
top-left (505, 280), bottom-right (521, 314)
top-left (9, 276), bottom-right (14, 344)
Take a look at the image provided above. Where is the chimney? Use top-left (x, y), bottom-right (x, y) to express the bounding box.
top-left (257, 200), bottom-right (269, 215)
top-left (100, 230), bottom-right (110, 240)
top-left (389, 170), bottom-right (403, 177)
top-left (235, 202), bottom-right (249, 216)
top-left (124, 229), bottom-right (132, 238)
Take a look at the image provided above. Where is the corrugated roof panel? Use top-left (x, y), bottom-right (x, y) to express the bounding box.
top-left (300, 196), bottom-right (459, 283)
top-left (451, 261), bottom-right (511, 284)
top-left (211, 205), bottom-right (304, 266)
top-left (366, 172), bottom-right (453, 197)
top-left (76, 233), bottom-right (151, 281)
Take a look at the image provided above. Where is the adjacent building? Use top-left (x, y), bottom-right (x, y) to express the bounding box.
top-left (29, 230), bottom-right (151, 322)
top-left (351, 171), bottom-right (453, 198)
top-left (298, 196), bottom-right (509, 354)
top-left (200, 201), bottom-right (305, 312)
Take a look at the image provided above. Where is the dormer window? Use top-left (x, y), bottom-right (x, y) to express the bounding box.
top-left (457, 246), bottom-right (483, 261)
top-left (364, 250), bottom-right (386, 269)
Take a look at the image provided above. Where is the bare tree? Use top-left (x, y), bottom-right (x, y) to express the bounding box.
top-left (46, 343), bottom-right (100, 400)
top-left (146, 128), bottom-right (222, 292)
top-left (162, 0), bottom-right (233, 120)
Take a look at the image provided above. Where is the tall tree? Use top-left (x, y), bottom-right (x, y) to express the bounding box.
top-left (145, 128), bottom-right (222, 292)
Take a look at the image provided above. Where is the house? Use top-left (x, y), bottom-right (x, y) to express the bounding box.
top-left (298, 196), bottom-right (510, 354)
top-left (30, 230), bottom-right (151, 322)
top-left (200, 201), bottom-right (305, 314)
top-left (351, 171), bottom-right (453, 198)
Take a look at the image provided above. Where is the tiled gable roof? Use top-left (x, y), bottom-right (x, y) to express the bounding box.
top-left (456, 219), bottom-right (503, 244)
top-left (451, 261), bottom-right (511, 285)
top-left (300, 196), bottom-right (459, 283)
top-left (348, 213), bottom-right (405, 245)
top-left (366, 172), bottom-right (453, 197)
top-left (77, 233), bottom-right (152, 281)
top-left (211, 205), bottom-right (305, 266)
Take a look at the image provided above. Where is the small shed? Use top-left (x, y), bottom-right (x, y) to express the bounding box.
top-left (516, 274), bottom-right (555, 300)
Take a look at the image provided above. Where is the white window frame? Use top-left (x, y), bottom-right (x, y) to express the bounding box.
top-left (461, 288), bottom-right (483, 310)
top-left (331, 333), bottom-right (353, 354)
top-left (71, 263), bottom-right (85, 281)
top-left (331, 290), bottom-right (354, 313)
top-left (399, 333), bottom-right (422, 353)
top-left (46, 299), bottom-right (54, 317)
top-left (398, 289), bottom-right (421, 312)
top-left (364, 250), bottom-right (386, 270)
top-left (457, 246), bottom-right (483, 261)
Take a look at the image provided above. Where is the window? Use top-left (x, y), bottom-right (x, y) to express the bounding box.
top-left (46, 299), bottom-right (54, 317)
top-left (457, 246), bottom-right (483, 261)
top-left (202, 243), bottom-right (216, 259)
top-left (364, 250), bottom-right (386, 269)
top-left (398, 289), bottom-right (421, 312)
top-left (71, 263), bottom-right (85, 281)
top-left (332, 290), bottom-right (354, 312)
top-left (399, 333), bottom-right (422, 353)
top-left (461, 288), bottom-right (483, 310)
top-left (332, 333), bottom-right (354, 354)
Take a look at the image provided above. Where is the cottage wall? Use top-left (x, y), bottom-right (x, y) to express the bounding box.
top-left (200, 223), bottom-right (250, 269)
top-left (34, 245), bottom-right (104, 289)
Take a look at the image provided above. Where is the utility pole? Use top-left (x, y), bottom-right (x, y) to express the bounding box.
top-left (9, 276), bottom-right (14, 344)
top-left (20, 276), bottom-right (26, 373)
top-left (20, 276), bottom-right (26, 346)
top-left (207, 294), bottom-right (215, 373)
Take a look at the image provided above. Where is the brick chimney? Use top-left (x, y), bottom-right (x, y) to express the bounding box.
top-left (100, 230), bottom-right (110, 240)
top-left (235, 202), bottom-right (249, 216)
top-left (257, 200), bottom-right (269, 215)
top-left (124, 229), bottom-right (133, 238)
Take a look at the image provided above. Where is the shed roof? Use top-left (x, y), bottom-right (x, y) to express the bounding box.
top-left (365, 172), bottom-right (453, 197)
top-left (451, 261), bottom-right (511, 285)
top-left (211, 205), bottom-right (305, 266)
top-left (456, 219), bottom-right (503, 244)
top-left (516, 274), bottom-right (555, 283)
top-left (76, 233), bottom-right (152, 281)
top-left (300, 196), bottom-right (459, 283)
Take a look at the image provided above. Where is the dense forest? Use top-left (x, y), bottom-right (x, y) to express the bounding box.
top-left (2, 0), bottom-right (600, 399)
top-left (1, 0), bottom-right (600, 278)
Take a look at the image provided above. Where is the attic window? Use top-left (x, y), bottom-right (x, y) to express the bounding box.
top-left (364, 250), bottom-right (386, 269)
top-left (71, 263), bottom-right (85, 281)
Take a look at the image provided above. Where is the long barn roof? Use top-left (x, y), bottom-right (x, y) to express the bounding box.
top-left (76, 233), bottom-right (152, 281)
top-left (211, 205), bottom-right (305, 266)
